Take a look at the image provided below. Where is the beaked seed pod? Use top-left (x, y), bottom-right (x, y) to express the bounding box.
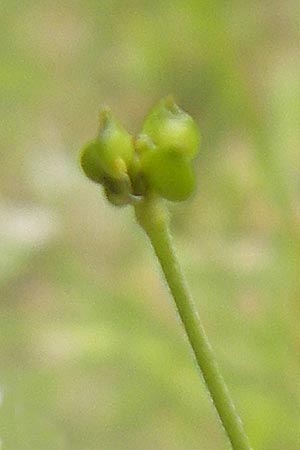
top-left (142, 96), bottom-right (201, 160)
top-left (142, 150), bottom-right (196, 201)
top-left (80, 109), bottom-right (134, 183)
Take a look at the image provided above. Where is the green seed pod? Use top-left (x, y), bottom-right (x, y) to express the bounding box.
top-left (142, 150), bottom-right (196, 201)
top-left (80, 109), bottom-right (134, 183)
top-left (80, 140), bottom-right (105, 184)
top-left (142, 96), bottom-right (201, 160)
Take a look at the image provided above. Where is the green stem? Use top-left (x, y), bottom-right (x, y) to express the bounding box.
top-left (135, 197), bottom-right (252, 450)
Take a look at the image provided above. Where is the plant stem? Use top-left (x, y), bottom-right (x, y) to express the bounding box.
top-left (135, 196), bottom-right (253, 450)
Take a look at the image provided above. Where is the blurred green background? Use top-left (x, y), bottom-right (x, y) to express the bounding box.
top-left (1, 1), bottom-right (300, 449)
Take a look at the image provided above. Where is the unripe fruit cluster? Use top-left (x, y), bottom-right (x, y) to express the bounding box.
top-left (80, 96), bottom-right (201, 205)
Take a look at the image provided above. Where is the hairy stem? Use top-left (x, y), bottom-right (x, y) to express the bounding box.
top-left (135, 197), bottom-right (252, 450)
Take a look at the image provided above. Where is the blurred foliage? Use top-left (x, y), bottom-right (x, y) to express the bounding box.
top-left (1, 0), bottom-right (300, 449)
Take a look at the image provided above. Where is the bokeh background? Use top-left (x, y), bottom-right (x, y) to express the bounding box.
top-left (1, 1), bottom-right (300, 449)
